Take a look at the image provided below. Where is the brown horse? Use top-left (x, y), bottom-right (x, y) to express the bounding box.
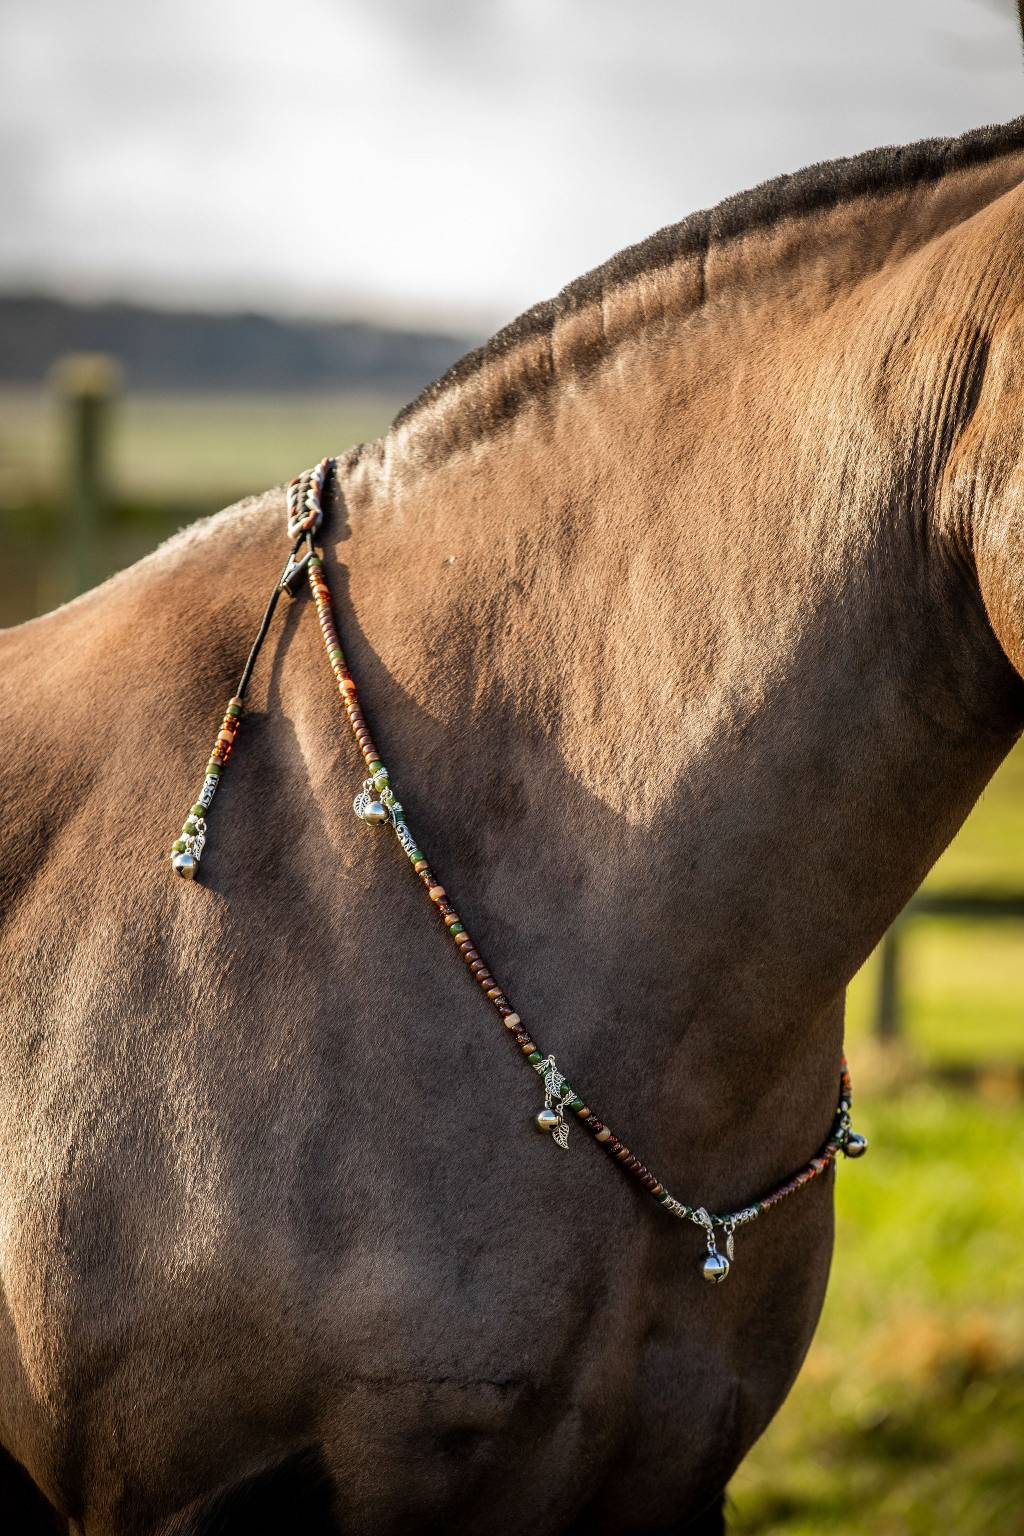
top-left (3, 116), bottom-right (1024, 1535)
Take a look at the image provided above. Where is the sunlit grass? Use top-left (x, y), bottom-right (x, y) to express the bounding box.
top-left (0, 385), bottom-right (397, 506)
top-left (734, 738), bottom-right (1024, 1531)
top-left (731, 1080), bottom-right (1024, 1535)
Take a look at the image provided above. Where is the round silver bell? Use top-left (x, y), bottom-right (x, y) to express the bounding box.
top-left (843, 1132), bottom-right (868, 1158)
top-left (535, 1107), bottom-right (561, 1133)
top-left (172, 851), bottom-right (197, 880)
top-left (702, 1250), bottom-right (731, 1284)
top-left (360, 799), bottom-right (389, 825)
top-left (700, 1247), bottom-right (733, 1284)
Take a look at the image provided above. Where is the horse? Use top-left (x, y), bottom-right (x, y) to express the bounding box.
top-left (3, 114), bottom-right (1024, 1535)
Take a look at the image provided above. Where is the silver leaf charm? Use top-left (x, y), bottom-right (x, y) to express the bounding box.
top-left (535, 1054), bottom-right (573, 1151)
top-left (183, 818), bottom-right (206, 862)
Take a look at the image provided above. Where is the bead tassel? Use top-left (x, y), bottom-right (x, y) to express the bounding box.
top-left (170, 698), bottom-right (244, 878)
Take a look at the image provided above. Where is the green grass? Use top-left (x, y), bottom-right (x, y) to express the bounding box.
top-left (736, 629), bottom-right (1024, 1531)
top-left (0, 386), bottom-right (400, 624)
top-left (0, 385), bottom-right (398, 506)
top-left (730, 1079), bottom-right (1024, 1535)
top-left (843, 741), bottom-right (1024, 1065)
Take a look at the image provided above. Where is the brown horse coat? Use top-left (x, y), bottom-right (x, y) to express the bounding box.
top-left (3, 118), bottom-right (1024, 1534)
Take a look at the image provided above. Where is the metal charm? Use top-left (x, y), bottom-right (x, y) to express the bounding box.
top-left (842, 1131), bottom-right (868, 1158)
top-left (353, 785), bottom-right (388, 824)
top-left (183, 817), bottom-right (206, 863)
top-left (693, 1208), bottom-right (734, 1283)
top-left (197, 775), bottom-right (220, 810)
top-left (533, 1054), bottom-right (574, 1150)
top-left (354, 774), bottom-right (403, 827)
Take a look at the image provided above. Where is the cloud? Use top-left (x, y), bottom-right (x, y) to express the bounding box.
top-left (0, 0), bottom-right (1021, 324)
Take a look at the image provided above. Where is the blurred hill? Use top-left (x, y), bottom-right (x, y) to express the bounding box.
top-left (0, 293), bottom-right (478, 395)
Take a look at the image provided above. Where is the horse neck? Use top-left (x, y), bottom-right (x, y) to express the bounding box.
top-left (326, 145), bottom-right (1024, 1086)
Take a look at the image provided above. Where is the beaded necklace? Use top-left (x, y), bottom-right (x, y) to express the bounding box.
top-left (170, 457), bottom-right (867, 1283)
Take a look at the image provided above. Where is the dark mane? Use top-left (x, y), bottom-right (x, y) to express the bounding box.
top-left (393, 116), bottom-right (1024, 434)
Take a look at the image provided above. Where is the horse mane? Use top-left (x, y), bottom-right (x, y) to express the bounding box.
top-left (389, 116), bottom-right (1024, 451)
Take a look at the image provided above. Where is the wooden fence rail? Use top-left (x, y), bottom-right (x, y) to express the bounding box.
top-left (874, 891), bottom-right (1024, 1041)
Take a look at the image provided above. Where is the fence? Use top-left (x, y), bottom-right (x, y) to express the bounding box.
top-left (874, 891), bottom-right (1024, 1042)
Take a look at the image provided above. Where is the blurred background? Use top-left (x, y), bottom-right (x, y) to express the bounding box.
top-left (3, 2), bottom-right (1024, 1530)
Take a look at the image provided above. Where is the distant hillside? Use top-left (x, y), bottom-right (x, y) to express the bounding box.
top-left (0, 293), bottom-right (478, 394)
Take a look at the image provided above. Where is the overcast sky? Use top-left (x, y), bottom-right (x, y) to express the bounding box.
top-left (1, 0), bottom-right (1022, 329)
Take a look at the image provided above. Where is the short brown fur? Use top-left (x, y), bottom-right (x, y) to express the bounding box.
top-left (3, 119), bottom-right (1024, 1533)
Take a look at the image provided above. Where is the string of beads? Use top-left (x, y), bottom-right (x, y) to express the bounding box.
top-left (170, 456), bottom-right (867, 1283)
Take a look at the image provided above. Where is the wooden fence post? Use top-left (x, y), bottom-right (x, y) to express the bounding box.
top-left (875, 921), bottom-right (902, 1043)
top-left (50, 353), bottom-right (121, 597)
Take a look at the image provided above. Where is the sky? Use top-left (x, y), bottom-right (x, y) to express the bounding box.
top-left (1, 0), bottom-right (1023, 331)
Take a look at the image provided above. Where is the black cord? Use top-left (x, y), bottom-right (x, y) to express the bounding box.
top-left (235, 530), bottom-right (306, 700)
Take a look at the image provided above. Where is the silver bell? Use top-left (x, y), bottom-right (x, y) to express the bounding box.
top-left (702, 1250), bottom-right (731, 1284)
top-left (172, 851), bottom-right (197, 880)
top-left (843, 1132), bottom-right (868, 1158)
top-left (535, 1107), bottom-right (561, 1133)
top-left (360, 799), bottom-right (389, 825)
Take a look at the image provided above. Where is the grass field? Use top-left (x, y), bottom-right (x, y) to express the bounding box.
top-left (2, 384), bottom-right (1023, 1531)
top-left (0, 384), bottom-right (398, 506)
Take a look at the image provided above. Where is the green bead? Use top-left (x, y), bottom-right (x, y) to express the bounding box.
top-left (569, 1096), bottom-right (584, 1112)
top-left (190, 803), bottom-right (206, 819)
top-left (368, 759), bottom-right (383, 772)
top-left (407, 848), bottom-right (422, 862)
top-left (450, 922), bottom-right (465, 935)
top-left (309, 555), bottom-right (323, 569)
top-left (227, 704), bottom-right (242, 718)
top-left (183, 817), bottom-right (198, 834)
top-left (172, 838), bottom-right (186, 853)
top-left (205, 761), bottom-right (221, 777)
top-left (527, 1051), bottom-right (542, 1065)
